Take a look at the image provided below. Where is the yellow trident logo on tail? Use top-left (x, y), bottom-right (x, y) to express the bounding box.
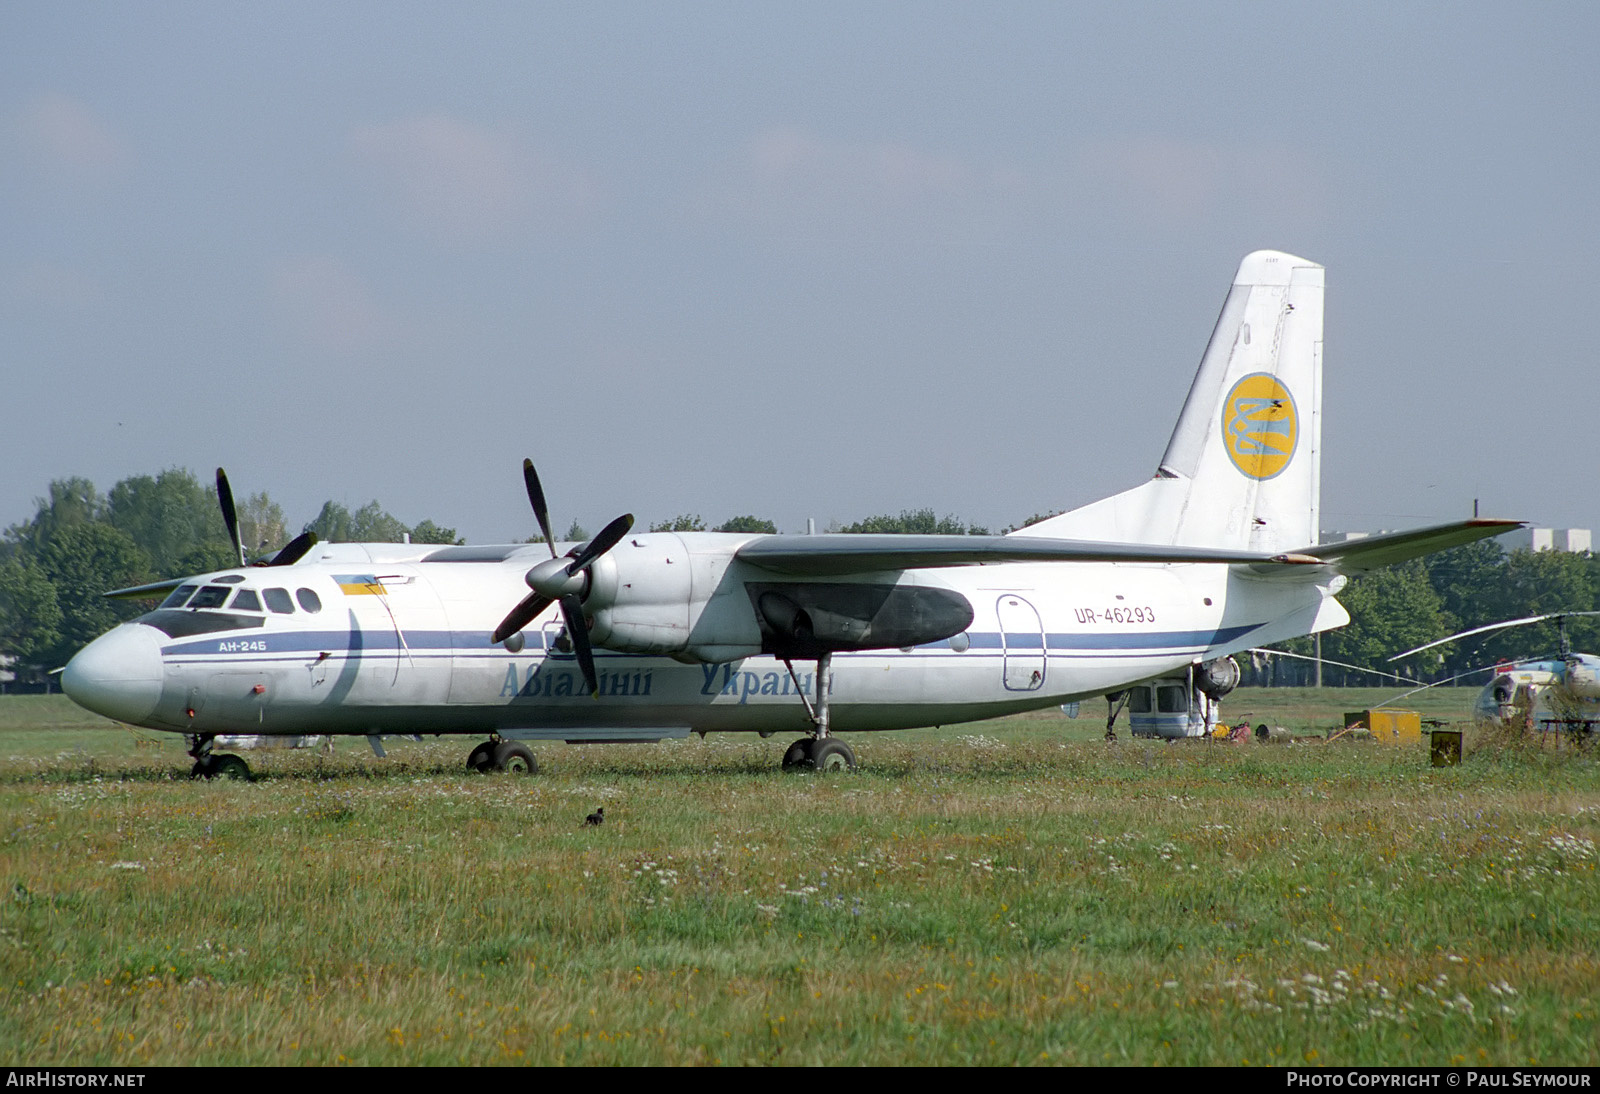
top-left (1221, 372), bottom-right (1297, 480)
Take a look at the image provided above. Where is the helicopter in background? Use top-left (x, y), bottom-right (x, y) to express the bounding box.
top-left (1391, 612), bottom-right (1600, 734)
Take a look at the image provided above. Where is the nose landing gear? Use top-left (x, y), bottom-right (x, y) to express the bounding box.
top-left (186, 736), bottom-right (250, 780)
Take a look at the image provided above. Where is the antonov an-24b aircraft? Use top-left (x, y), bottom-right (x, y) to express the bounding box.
top-left (62, 251), bottom-right (1516, 778)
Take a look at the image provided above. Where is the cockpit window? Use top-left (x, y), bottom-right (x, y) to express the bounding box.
top-left (296, 588), bottom-right (323, 613)
top-left (189, 586), bottom-right (231, 609)
top-left (263, 588), bottom-right (295, 614)
top-left (229, 589), bottom-right (262, 612)
top-left (161, 585), bottom-right (198, 609)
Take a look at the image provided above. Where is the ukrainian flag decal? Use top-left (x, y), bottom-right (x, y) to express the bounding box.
top-left (1221, 372), bottom-right (1297, 480)
top-left (334, 574), bottom-right (387, 595)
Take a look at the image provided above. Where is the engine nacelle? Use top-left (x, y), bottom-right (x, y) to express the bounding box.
top-left (583, 535), bottom-right (697, 655)
top-left (575, 532), bottom-right (974, 664)
top-left (1194, 655), bottom-right (1240, 699)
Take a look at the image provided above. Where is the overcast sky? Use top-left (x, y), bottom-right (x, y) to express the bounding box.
top-left (4, 2), bottom-right (1595, 546)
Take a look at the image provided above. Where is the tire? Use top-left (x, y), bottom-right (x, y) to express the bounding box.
top-left (781, 738), bottom-right (813, 772)
top-left (491, 740), bottom-right (537, 775)
top-left (810, 738), bottom-right (856, 773)
top-left (466, 741), bottom-right (495, 773)
top-left (212, 754), bottom-right (251, 781)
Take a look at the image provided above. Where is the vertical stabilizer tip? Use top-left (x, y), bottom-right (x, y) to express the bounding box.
top-left (1234, 250), bottom-right (1322, 287)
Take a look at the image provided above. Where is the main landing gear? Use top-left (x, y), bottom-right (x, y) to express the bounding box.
top-left (187, 736), bottom-right (250, 780)
top-left (779, 651), bottom-right (858, 773)
top-left (466, 738), bottom-right (538, 775)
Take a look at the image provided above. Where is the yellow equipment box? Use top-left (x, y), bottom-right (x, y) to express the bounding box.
top-left (1344, 708), bottom-right (1422, 745)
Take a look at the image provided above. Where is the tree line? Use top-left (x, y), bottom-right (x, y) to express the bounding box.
top-left (0, 470), bottom-right (462, 677)
top-left (1263, 541), bottom-right (1600, 687)
top-left (1, 468), bottom-right (1592, 689)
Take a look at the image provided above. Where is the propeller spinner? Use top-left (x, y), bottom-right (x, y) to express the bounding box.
top-left (492, 459), bottom-right (633, 698)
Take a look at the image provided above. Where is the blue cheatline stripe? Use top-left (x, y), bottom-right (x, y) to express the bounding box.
top-left (1045, 623), bottom-right (1260, 650)
top-left (161, 622), bottom-right (1261, 659)
top-left (160, 628), bottom-right (546, 657)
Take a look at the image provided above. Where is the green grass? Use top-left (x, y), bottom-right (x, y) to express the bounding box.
top-left (2, 690), bottom-right (1596, 1066)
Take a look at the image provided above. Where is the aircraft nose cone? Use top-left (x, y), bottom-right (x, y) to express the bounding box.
top-left (61, 625), bottom-right (165, 724)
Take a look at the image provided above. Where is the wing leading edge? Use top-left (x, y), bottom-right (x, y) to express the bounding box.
top-left (735, 519), bottom-right (1520, 578)
top-left (734, 534), bottom-right (1319, 576)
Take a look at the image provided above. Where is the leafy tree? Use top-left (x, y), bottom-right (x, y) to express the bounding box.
top-left (1325, 561), bottom-right (1450, 680)
top-left (1002, 510), bottom-right (1064, 534)
top-left (841, 509), bottom-right (988, 535)
top-left (175, 541), bottom-right (246, 577)
top-left (238, 492), bottom-right (288, 557)
top-left (7, 477), bottom-right (105, 552)
top-left (650, 514), bottom-right (707, 533)
top-left (350, 501), bottom-right (410, 542)
top-left (303, 501), bottom-right (356, 542)
top-left (304, 500), bottom-right (409, 543)
top-left (0, 556), bottom-right (63, 669)
top-left (105, 469), bottom-right (229, 566)
top-left (35, 523), bottom-right (152, 665)
top-left (409, 519), bottom-right (463, 545)
top-left (563, 520), bottom-right (588, 543)
top-left (716, 515), bottom-right (778, 534)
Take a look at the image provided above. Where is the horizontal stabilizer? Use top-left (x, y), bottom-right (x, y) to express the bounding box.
top-left (736, 534), bottom-right (1316, 576)
top-left (1293, 519), bottom-right (1522, 573)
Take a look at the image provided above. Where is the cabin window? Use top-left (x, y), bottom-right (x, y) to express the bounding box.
top-left (296, 588), bottom-right (323, 613)
top-left (1128, 687), bottom-right (1152, 714)
top-left (161, 585), bottom-right (198, 609)
top-left (190, 586), bottom-right (231, 609)
top-left (1157, 685), bottom-right (1189, 714)
top-left (263, 588), bottom-right (295, 614)
top-left (215, 574), bottom-right (245, 585)
top-left (229, 589), bottom-right (262, 612)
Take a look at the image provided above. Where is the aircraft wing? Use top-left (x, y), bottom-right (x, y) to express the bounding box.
top-left (735, 534), bottom-right (1316, 576)
top-left (103, 578), bottom-right (186, 600)
top-left (1290, 519), bottom-right (1522, 573)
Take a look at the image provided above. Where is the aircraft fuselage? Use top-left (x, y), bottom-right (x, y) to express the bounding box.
top-left (63, 534), bottom-right (1331, 743)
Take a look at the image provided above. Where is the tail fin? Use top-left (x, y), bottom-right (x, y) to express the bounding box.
top-left (1014, 250), bottom-right (1323, 552)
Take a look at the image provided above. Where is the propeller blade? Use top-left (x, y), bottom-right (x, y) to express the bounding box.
top-left (216, 468), bottom-right (245, 567)
top-left (492, 591), bottom-right (555, 645)
top-left (567, 513), bottom-right (634, 575)
top-left (561, 593), bottom-right (599, 698)
top-left (267, 531), bottom-right (318, 567)
top-left (522, 459), bottom-right (558, 559)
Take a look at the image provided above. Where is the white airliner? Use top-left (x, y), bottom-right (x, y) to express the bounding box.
top-left (61, 251), bottom-right (1516, 777)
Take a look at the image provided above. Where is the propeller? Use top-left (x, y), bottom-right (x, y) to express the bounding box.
top-left (217, 467), bottom-right (317, 568)
top-left (216, 468), bottom-right (246, 567)
top-left (492, 459), bottom-right (634, 698)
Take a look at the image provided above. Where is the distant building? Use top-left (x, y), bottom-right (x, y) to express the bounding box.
top-left (1504, 527), bottom-right (1592, 553)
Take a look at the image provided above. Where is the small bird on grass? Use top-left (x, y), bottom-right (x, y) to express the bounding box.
top-left (583, 807), bottom-right (604, 827)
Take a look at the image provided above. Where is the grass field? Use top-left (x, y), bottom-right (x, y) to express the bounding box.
top-left (2, 690), bottom-right (1596, 1066)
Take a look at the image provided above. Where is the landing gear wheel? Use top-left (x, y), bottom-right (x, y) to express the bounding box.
top-left (810, 738), bottom-right (856, 773)
top-left (466, 741), bottom-right (495, 773)
top-left (491, 740), bottom-right (537, 775)
top-left (190, 754), bottom-right (249, 780)
top-left (782, 738), bottom-right (814, 772)
top-left (212, 754), bottom-right (250, 781)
